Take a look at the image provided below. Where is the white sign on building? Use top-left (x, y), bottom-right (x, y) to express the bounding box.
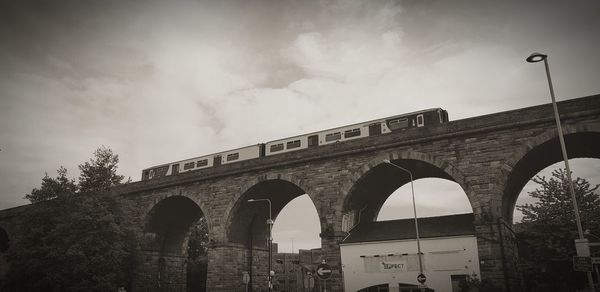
top-left (380, 260), bottom-right (408, 272)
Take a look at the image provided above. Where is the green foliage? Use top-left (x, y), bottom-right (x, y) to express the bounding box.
top-left (187, 217), bottom-right (210, 260)
top-left (24, 166), bottom-right (77, 203)
top-left (515, 168), bottom-right (600, 292)
top-left (3, 147), bottom-right (137, 292)
top-left (78, 146), bottom-right (125, 194)
top-left (186, 217), bottom-right (209, 292)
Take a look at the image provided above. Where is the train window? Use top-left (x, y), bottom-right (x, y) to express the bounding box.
top-left (270, 143), bottom-right (284, 152)
top-left (286, 140), bottom-right (301, 149)
top-left (388, 118), bottom-right (408, 130)
top-left (417, 114), bottom-right (424, 127)
top-left (325, 132), bottom-right (342, 142)
top-left (149, 170), bottom-right (155, 179)
top-left (183, 162), bottom-right (195, 170)
top-left (344, 128), bottom-right (361, 138)
top-left (226, 153), bottom-right (239, 161)
top-left (196, 159), bottom-right (208, 167)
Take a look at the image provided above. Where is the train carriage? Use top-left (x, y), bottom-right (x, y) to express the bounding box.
top-left (141, 108), bottom-right (448, 180)
top-left (141, 144), bottom-right (263, 180)
top-left (264, 108), bottom-right (448, 156)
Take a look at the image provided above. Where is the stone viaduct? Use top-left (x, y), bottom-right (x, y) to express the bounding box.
top-left (1, 94), bottom-right (599, 291)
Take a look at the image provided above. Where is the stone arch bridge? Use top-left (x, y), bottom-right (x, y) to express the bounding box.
top-left (1, 94), bottom-right (599, 291)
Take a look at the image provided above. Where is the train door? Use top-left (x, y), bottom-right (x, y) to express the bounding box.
top-left (213, 155), bottom-right (222, 167)
top-left (171, 164), bottom-right (179, 175)
top-left (369, 123), bottom-right (382, 136)
top-left (416, 114), bottom-right (425, 127)
top-left (308, 135), bottom-right (319, 148)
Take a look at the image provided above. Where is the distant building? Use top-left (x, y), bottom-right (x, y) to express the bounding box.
top-left (272, 247), bottom-right (323, 291)
top-left (340, 213), bottom-right (480, 292)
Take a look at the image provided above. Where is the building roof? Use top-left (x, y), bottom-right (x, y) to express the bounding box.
top-left (342, 213), bottom-right (475, 244)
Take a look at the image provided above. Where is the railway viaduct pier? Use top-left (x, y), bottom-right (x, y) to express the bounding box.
top-left (1, 94), bottom-right (599, 291)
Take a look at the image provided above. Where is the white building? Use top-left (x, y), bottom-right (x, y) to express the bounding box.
top-left (340, 213), bottom-right (480, 292)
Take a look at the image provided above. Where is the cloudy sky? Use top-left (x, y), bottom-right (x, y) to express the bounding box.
top-left (1, 0), bottom-right (599, 252)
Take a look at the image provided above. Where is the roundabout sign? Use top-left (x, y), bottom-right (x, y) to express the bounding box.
top-left (417, 273), bottom-right (426, 284)
top-left (316, 263), bottom-right (332, 280)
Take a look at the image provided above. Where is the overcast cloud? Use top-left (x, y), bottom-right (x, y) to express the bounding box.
top-left (1, 0), bottom-right (599, 251)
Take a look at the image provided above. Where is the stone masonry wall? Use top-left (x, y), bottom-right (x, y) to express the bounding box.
top-left (1, 94), bottom-right (599, 292)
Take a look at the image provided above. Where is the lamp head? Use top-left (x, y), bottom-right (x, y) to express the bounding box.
top-left (526, 52), bottom-right (547, 63)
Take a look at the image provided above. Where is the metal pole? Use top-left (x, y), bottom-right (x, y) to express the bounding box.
top-left (542, 58), bottom-right (596, 292)
top-left (383, 160), bottom-right (425, 280)
top-left (248, 198), bottom-right (274, 292)
top-left (543, 58), bottom-right (585, 239)
top-left (267, 199), bottom-right (273, 292)
top-left (527, 53), bottom-right (596, 292)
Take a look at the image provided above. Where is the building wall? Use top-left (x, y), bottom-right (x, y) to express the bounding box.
top-left (341, 236), bottom-right (480, 292)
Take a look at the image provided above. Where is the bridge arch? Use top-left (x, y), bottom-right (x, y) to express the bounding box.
top-left (226, 175), bottom-right (319, 245)
top-left (501, 124), bottom-right (600, 223)
top-left (342, 151), bottom-right (471, 226)
top-left (145, 195), bottom-right (206, 253)
top-left (225, 176), bottom-right (321, 291)
top-left (142, 195), bottom-right (207, 291)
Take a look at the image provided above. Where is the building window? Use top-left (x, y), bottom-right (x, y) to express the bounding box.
top-left (344, 128), bottom-right (361, 138)
top-left (325, 132), bottom-right (342, 142)
top-left (196, 159), bottom-right (208, 167)
top-left (286, 140), bottom-right (301, 149)
top-left (451, 275), bottom-right (467, 292)
top-left (226, 153), bottom-right (239, 161)
top-left (270, 143), bottom-right (284, 152)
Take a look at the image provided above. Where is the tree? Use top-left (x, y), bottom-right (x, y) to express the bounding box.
top-left (186, 217), bottom-right (210, 292)
top-left (515, 168), bottom-right (600, 292)
top-left (24, 166), bottom-right (77, 203)
top-left (2, 147), bottom-right (137, 292)
top-left (78, 146), bottom-right (126, 194)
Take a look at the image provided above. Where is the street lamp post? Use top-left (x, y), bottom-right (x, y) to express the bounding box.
top-left (526, 52), bottom-right (596, 292)
top-left (383, 159), bottom-right (425, 286)
top-left (248, 198), bottom-right (274, 292)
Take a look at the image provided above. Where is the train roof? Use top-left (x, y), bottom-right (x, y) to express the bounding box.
top-left (265, 108), bottom-right (446, 144)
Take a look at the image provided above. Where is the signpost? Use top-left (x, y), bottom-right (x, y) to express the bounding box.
top-left (316, 263), bottom-right (332, 280)
top-left (316, 262), bottom-right (332, 292)
top-left (242, 271), bottom-right (250, 292)
top-left (574, 256), bottom-right (593, 272)
top-left (417, 273), bottom-right (427, 284)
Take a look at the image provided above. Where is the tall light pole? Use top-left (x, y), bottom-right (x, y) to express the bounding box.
top-left (248, 198), bottom-right (274, 292)
top-left (383, 159), bottom-right (425, 286)
top-left (526, 52), bottom-right (596, 292)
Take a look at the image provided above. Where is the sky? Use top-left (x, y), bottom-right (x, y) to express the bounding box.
top-left (1, 0), bottom-right (599, 252)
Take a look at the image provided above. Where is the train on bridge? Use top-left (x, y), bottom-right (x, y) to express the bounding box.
top-left (141, 108), bottom-right (449, 180)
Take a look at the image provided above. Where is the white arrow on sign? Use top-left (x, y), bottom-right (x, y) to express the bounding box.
top-left (317, 267), bottom-right (331, 276)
